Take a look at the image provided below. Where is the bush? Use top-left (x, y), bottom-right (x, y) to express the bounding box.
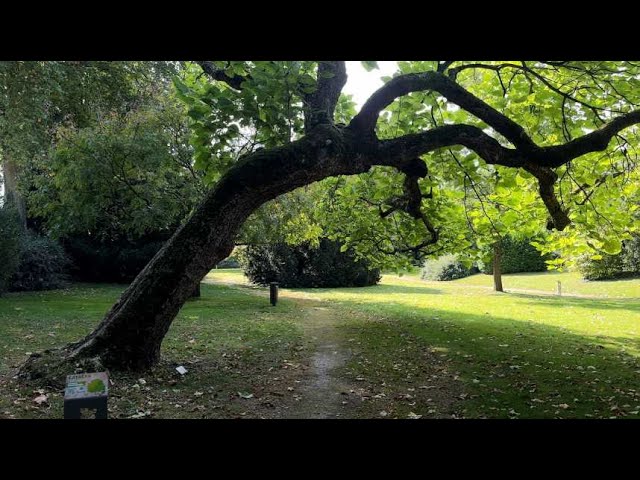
top-left (217, 253), bottom-right (241, 269)
top-left (62, 234), bottom-right (166, 283)
top-left (0, 206), bottom-right (21, 293)
top-left (577, 235), bottom-right (640, 280)
top-left (482, 236), bottom-right (550, 274)
top-left (9, 234), bottom-right (70, 291)
top-left (241, 238), bottom-right (381, 288)
top-left (421, 254), bottom-right (476, 281)
top-left (621, 235), bottom-right (640, 273)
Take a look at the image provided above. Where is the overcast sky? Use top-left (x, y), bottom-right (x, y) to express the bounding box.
top-left (343, 61), bottom-right (398, 109)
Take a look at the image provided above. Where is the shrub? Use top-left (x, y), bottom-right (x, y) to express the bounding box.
top-left (621, 235), bottom-right (640, 273)
top-left (62, 234), bottom-right (166, 283)
top-left (241, 238), bottom-right (381, 288)
top-left (421, 254), bottom-right (476, 281)
top-left (482, 236), bottom-right (550, 274)
top-left (9, 234), bottom-right (70, 291)
top-left (577, 235), bottom-right (640, 280)
top-left (0, 206), bottom-right (21, 293)
top-left (217, 253), bottom-right (241, 269)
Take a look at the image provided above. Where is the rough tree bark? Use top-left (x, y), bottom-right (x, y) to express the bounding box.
top-left (18, 62), bottom-right (640, 383)
top-left (493, 240), bottom-right (504, 293)
top-left (2, 157), bottom-right (27, 230)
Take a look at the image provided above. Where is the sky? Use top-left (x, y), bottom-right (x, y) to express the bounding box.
top-left (343, 61), bottom-right (398, 108)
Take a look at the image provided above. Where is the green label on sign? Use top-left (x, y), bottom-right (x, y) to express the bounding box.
top-left (65, 372), bottom-right (109, 399)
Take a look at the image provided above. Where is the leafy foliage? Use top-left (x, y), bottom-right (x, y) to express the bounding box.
top-left (173, 61), bottom-right (640, 274)
top-left (9, 234), bottom-right (70, 292)
top-left (420, 254), bottom-right (477, 281)
top-left (240, 238), bottom-right (381, 288)
top-left (577, 234), bottom-right (640, 280)
top-left (29, 94), bottom-right (203, 240)
top-left (0, 62), bottom-right (176, 219)
top-left (0, 206), bottom-right (21, 293)
top-left (482, 236), bottom-right (552, 274)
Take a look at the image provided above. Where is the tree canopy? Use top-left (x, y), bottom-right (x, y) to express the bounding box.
top-left (178, 61), bottom-right (640, 270)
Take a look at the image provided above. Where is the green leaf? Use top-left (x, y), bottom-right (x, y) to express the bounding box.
top-left (361, 61), bottom-right (379, 72)
top-left (601, 237), bottom-right (622, 255)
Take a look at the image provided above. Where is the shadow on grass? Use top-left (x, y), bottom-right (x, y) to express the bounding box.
top-left (332, 297), bottom-right (640, 418)
top-left (507, 292), bottom-right (640, 314)
top-left (287, 283), bottom-right (444, 296)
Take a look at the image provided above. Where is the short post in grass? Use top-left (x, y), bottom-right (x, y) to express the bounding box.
top-left (557, 281), bottom-right (562, 296)
top-left (64, 372), bottom-right (109, 419)
top-left (270, 282), bottom-right (279, 306)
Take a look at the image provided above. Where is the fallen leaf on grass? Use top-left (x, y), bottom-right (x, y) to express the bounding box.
top-left (33, 394), bottom-right (48, 405)
top-left (238, 392), bottom-right (254, 399)
top-left (407, 412), bottom-right (422, 419)
top-left (130, 410), bottom-right (151, 419)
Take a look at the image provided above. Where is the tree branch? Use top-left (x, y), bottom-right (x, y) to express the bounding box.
top-left (541, 110), bottom-right (640, 167)
top-left (348, 70), bottom-right (537, 151)
top-left (304, 61), bottom-right (347, 131)
top-left (195, 61), bottom-right (247, 90)
top-left (377, 124), bottom-right (523, 168)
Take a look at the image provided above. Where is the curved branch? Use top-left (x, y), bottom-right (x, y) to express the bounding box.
top-left (196, 61), bottom-right (247, 90)
top-left (541, 110), bottom-right (640, 167)
top-left (377, 124), bottom-right (523, 168)
top-left (304, 61), bottom-right (347, 131)
top-left (349, 70), bottom-right (537, 151)
top-left (522, 162), bottom-right (571, 230)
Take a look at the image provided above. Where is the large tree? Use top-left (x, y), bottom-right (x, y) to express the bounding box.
top-left (19, 61), bottom-right (640, 382)
top-left (0, 61), bottom-right (176, 231)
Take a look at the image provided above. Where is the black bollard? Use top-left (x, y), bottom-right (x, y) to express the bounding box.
top-left (270, 282), bottom-right (279, 306)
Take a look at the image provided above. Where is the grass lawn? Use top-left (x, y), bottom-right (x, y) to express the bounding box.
top-left (0, 283), bottom-right (307, 418)
top-left (1, 269), bottom-right (639, 419)
top-left (212, 269), bottom-right (640, 418)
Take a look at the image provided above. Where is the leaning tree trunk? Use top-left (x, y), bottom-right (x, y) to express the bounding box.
top-left (493, 240), bottom-right (504, 292)
top-left (18, 125), bottom-right (375, 381)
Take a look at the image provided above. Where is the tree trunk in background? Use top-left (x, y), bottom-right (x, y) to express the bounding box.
top-left (493, 240), bottom-right (504, 292)
top-left (2, 158), bottom-right (27, 230)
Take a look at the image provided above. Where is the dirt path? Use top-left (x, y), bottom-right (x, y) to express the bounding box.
top-left (283, 304), bottom-right (355, 418)
top-left (203, 278), bottom-right (358, 418)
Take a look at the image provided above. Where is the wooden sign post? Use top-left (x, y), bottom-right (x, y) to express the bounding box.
top-left (64, 372), bottom-right (109, 419)
top-left (270, 282), bottom-right (279, 306)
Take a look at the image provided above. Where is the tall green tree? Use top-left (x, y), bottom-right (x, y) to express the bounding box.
top-left (29, 92), bottom-right (202, 241)
top-left (0, 61), bottom-right (175, 230)
top-left (19, 61), bottom-right (640, 380)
